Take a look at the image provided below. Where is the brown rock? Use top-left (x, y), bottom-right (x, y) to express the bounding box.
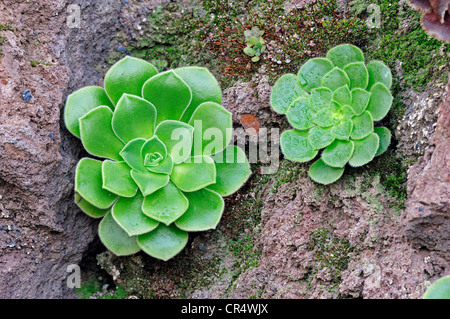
top-left (402, 81), bottom-right (450, 253)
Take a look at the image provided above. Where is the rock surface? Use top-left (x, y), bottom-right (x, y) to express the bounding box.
top-left (0, 0), bottom-right (120, 298)
top-left (402, 82), bottom-right (449, 253)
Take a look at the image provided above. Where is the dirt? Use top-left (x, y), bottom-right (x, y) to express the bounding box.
top-left (0, 0), bottom-right (448, 299)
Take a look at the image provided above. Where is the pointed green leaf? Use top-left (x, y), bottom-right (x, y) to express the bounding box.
top-left (326, 44), bottom-right (364, 69)
top-left (423, 277), bottom-right (450, 299)
top-left (374, 126), bottom-right (391, 156)
top-left (309, 126), bottom-right (335, 150)
top-left (112, 193), bottom-right (159, 236)
top-left (130, 169), bottom-right (169, 196)
top-left (175, 67), bottom-right (223, 123)
top-left (309, 158), bottom-right (345, 185)
top-left (64, 86), bottom-right (114, 138)
top-left (98, 212), bottom-right (141, 256)
top-left (74, 193), bottom-right (109, 218)
top-left (366, 82), bottom-right (392, 121)
top-left (286, 97), bottom-right (316, 130)
top-left (120, 138), bottom-right (147, 173)
top-left (208, 145), bottom-right (252, 196)
top-left (142, 70), bottom-right (192, 125)
top-left (155, 120), bottom-right (194, 164)
top-left (342, 105), bottom-right (356, 120)
top-left (297, 58), bottom-right (334, 91)
top-left (332, 85), bottom-right (352, 106)
top-left (175, 188), bottom-right (224, 231)
top-left (348, 133), bottom-right (379, 167)
top-left (170, 155), bottom-right (216, 192)
top-left (112, 94), bottom-right (157, 143)
top-left (367, 60), bottom-right (392, 90)
top-left (189, 102), bottom-right (232, 156)
top-left (75, 158), bottom-right (118, 209)
top-left (104, 56), bottom-right (158, 105)
top-left (280, 129), bottom-right (318, 162)
top-left (102, 160), bottom-right (138, 198)
top-left (350, 88), bottom-right (371, 115)
top-left (79, 106), bottom-right (124, 161)
top-left (270, 74), bottom-right (309, 114)
top-left (309, 87), bottom-right (332, 112)
top-left (332, 120), bottom-right (353, 140)
top-left (351, 111), bottom-right (374, 140)
top-left (322, 67), bottom-right (351, 91)
top-left (142, 181), bottom-right (189, 225)
top-left (343, 62), bottom-right (369, 89)
top-left (321, 140), bottom-right (354, 168)
top-left (137, 224), bottom-right (188, 261)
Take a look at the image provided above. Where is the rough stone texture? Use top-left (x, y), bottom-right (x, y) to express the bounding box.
top-left (402, 81), bottom-right (450, 253)
top-left (0, 0), bottom-right (120, 298)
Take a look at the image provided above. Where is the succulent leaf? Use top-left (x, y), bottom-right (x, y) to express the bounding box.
top-left (120, 138), bottom-right (148, 173)
top-left (112, 94), bottom-right (157, 143)
top-left (321, 68), bottom-right (351, 91)
top-left (280, 129), bottom-right (318, 162)
top-left (102, 161), bottom-right (138, 198)
top-left (79, 106), bottom-right (125, 161)
top-left (104, 56), bottom-right (158, 105)
top-left (174, 67), bottom-right (223, 123)
top-left (155, 120), bottom-right (194, 164)
top-left (175, 188), bottom-right (225, 231)
top-left (366, 82), bottom-right (393, 121)
top-left (325, 44), bottom-right (364, 69)
top-left (208, 145), bottom-right (252, 197)
top-left (189, 102), bottom-right (232, 156)
top-left (75, 158), bottom-right (118, 209)
top-left (350, 88), bottom-right (371, 115)
top-left (170, 155), bottom-right (216, 192)
top-left (423, 276), bottom-right (450, 299)
top-left (332, 85), bottom-right (352, 106)
top-left (270, 74), bottom-right (309, 114)
top-left (286, 97), bottom-right (316, 130)
top-left (297, 58), bottom-right (334, 91)
top-left (367, 60), bottom-right (392, 90)
top-left (142, 181), bottom-right (189, 225)
top-left (112, 193), bottom-right (159, 236)
top-left (343, 62), bottom-right (369, 90)
top-left (309, 126), bottom-right (336, 150)
top-left (321, 140), bottom-right (354, 168)
top-left (309, 87), bottom-right (333, 112)
top-left (348, 133), bottom-right (380, 167)
top-left (374, 126), bottom-right (391, 156)
top-left (75, 193), bottom-right (109, 218)
top-left (332, 119), bottom-right (353, 140)
top-left (64, 86), bottom-right (114, 138)
top-left (137, 224), bottom-right (188, 261)
top-left (350, 111), bottom-right (374, 140)
top-left (142, 70), bottom-right (192, 125)
top-left (309, 158), bottom-right (345, 185)
top-left (130, 170), bottom-right (169, 196)
top-left (98, 212), bottom-right (141, 256)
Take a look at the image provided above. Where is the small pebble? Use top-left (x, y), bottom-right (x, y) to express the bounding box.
top-left (117, 45), bottom-right (127, 53)
top-left (21, 90), bottom-right (32, 102)
top-left (48, 132), bottom-right (54, 139)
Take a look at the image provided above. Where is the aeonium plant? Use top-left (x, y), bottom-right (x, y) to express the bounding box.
top-left (64, 56), bottom-right (251, 261)
top-left (270, 44), bottom-right (393, 185)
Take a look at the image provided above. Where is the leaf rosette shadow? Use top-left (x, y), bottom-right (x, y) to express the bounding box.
top-left (65, 57), bottom-right (251, 261)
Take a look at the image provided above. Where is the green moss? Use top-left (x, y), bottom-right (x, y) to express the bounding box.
top-left (271, 160), bottom-right (307, 193)
top-left (0, 23), bottom-right (13, 31)
top-left (306, 227), bottom-right (355, 288)
top-left (31, 59), bottom-right (51, 67)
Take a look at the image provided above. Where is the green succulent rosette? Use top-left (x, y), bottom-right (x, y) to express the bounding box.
top-left (270, 44), bottom-right (393, 185)
top-left (64, 57), bottom-right (251, 261)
